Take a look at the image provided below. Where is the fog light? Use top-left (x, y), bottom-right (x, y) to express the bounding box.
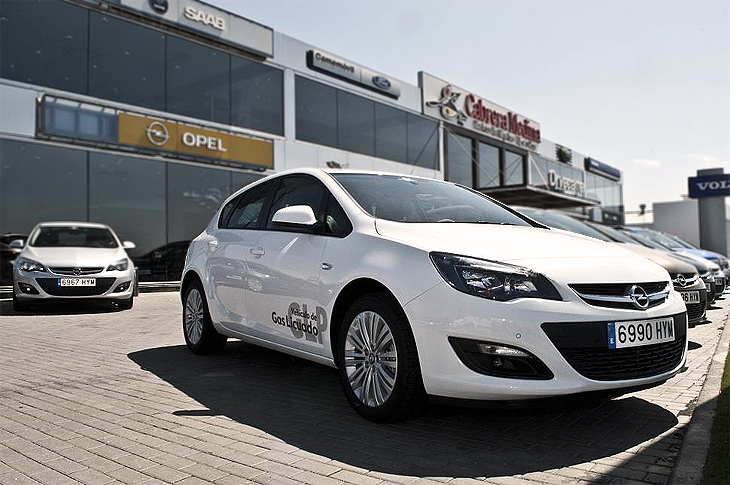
top-left (113, 282), bottom-right (130, 293)
top-left (449, 337), bottom-right (553, 380)
top-left (478, 343), bottom-right (532, 358)
top-left (19, 283), bottom-right (39, 295)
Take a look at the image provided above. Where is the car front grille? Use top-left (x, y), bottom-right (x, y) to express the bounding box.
top-left (49, 267), bottom-right (105, 276)
top-left (569, 282), bottom-right (669, 310)
top-left (541, 314), bottom-right (687, 381)
top-left (36, 277), bottom-right (116, 296)
top-left (686, 301), bottom-right (705, 323)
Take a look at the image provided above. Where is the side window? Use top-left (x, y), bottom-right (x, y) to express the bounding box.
top-left (223, 182), bottom-right (272, 229)
top-left (266, 176), bottom-right (326, 229)
top-left (323, 196), bottom-right (352, 237)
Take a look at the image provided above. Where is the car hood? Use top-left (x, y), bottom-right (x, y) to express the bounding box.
top-left (21, 247), bottom-right (127, 267)
top-left (374, 220), bottom-right (670, 283)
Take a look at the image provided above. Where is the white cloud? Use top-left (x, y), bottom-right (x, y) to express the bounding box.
top-left (634, 159), bottom-right (662, 167)
top-left (685, 154), bottom-right (729, 165)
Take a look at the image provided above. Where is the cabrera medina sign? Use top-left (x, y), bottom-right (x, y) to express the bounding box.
top-left (688, 173), bottom-right (730, 198)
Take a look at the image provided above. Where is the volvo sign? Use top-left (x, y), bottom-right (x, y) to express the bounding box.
top-left (688, 173), bottom-right (730, 198)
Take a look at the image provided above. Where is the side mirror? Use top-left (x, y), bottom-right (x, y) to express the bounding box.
top-left (272, 205), bottom-right (318, 227)
top-left (9, 239), bottom-right (24, 249)
top-left (122, 241), bottom-right (137, 250)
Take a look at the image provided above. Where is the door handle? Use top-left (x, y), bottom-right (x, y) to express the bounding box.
top-left (250, 247), bottom-right (265, 256)
top-left (208, 240), bottom-right (218, 250)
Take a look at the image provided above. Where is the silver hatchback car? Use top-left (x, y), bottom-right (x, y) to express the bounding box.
top-left (12, 222), bottom-right (137, 311)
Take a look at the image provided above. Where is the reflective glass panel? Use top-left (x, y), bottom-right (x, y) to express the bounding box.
top-left (295, 76), bottom-right (337, 147)
top-left (0, 0), bottom-right (88, 94)
top-left (89, 12), bottom-right (165, 110)
top-left (446, 132), bottom-right (472, 187)
top-left (375, 103), bottom-right (407, 163)
top-left (0, 140), bottom-right (87, 235)
top-left (477, 142), bottom-right (500, 188)
top-left (231, 57), bottom-right (283, 135)
top-left (337, 91), bottom-right (375, 156)
top-left (167, 36), bottom-right (230, 124)
top-left (407, 114), bottom-right (439, 169)
top-left (504, 149), bottom-right (524, 186)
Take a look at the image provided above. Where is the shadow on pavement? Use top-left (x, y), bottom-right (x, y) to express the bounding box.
top-left (0, 299), bottom-right (126, 316)
top-left (129, 342), bottom-right (678, 478)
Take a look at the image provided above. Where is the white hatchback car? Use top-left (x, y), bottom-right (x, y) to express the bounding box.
top-left (181, 169), bottom-right (687, 421)
top-left (13, 222), bottom-right (136, 311)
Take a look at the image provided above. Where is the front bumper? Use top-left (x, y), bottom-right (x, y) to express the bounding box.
top-left (404, 281), bottom-right (687, 401)
top-left (13, 268), bottom-right (134, 301)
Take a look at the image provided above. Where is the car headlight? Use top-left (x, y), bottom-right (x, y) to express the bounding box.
top-left (700, 271), bottom-right (715, 283)
top-left (16, 257), bottom-right (46, 273)
top-left (107, 259), bottom-right (129, 272)
top-left (430, 252), bottom-right (562, 302)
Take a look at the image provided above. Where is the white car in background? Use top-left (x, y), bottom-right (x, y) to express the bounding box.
top-left (12, 222), bottom-right (136, 311)
top-left (181, 169), bottom-right (688, 422)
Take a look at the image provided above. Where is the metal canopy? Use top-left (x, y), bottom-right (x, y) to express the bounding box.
top-left (480, 185), bottom-right (600, 209)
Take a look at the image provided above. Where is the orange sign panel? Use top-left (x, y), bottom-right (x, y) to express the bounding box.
top-left (118, 113), bottom-right (273, 169)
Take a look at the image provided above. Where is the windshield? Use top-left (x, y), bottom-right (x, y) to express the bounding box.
top-left (517, 208), bottom-right (611, 242)
top-left (331, 173), bottom-right (533, 226)
top-left (620, 230), bottom-right (666, 250)
top-left (585, 222), bottom-right (638, 244)
top-left (30, 226), bottom-right (118, 248)
top-left (634, 229), bottom-right (684, 250)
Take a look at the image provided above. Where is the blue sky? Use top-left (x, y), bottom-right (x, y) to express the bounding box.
top-left (213, 0), bottom-right (730, 214)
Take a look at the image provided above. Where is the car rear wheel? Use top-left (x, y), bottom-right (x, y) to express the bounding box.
top-left (336, 293), bottom-right (426, 422)
top-left (183, 280), bottom-right (227, 354)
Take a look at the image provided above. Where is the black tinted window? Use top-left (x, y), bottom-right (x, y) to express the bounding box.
top-left (224, 182), bottom-right (272, 229)
top-left (266, 176), bottom-right (326, 229)
top-left (323, 195), bottom-right (352, 237)
top-left (332, 173), bottom-right (532, 225)
top-left (231, 57), bottom-right (283, 135)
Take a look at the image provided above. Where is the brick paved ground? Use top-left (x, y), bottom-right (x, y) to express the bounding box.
top-left (0, 292), bottom-right (727, 484)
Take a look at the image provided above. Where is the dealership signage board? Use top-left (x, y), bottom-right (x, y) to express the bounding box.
top-left (688, 173), bottom-right (730, 198)
top-left (420, 72), bottom-right (541, 151)
top-left (118, 113), bottom-right (273, 169)
top-left (307, 49), bottom-right (402, 98)
top-left (102, 0), bottom-right (273, 58)
top-left (585, 157), bottom-right (622, 181)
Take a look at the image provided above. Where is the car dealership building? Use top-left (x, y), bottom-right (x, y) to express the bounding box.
top-left (0, 0), bottom-right (624, 282)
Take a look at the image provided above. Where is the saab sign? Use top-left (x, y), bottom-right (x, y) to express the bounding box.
top-left (688, 174), bottom-right (730, 198)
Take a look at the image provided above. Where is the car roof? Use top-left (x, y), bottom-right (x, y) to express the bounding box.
top-left (36, 221), bottom-right (111, 229)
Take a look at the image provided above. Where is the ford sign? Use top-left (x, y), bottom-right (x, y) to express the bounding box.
top-left (372, 76), bottom-right (392, 90)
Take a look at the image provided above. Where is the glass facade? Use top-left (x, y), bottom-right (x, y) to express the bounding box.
top-left (0, 0), bottom-right (284, 136)
top-left (445, 130), bottom-right (525, 190)
top-left (0, 139), bottom-right (263, 281)
top-left (295, 76), bottom-right (439, 169)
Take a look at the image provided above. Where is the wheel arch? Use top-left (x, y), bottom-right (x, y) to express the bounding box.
top-left (329, 277), bottom-right (403, 363)
top-left (180, 269), bottom-right (203, 303)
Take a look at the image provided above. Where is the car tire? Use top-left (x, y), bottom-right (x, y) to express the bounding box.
top-left (117, 296), bottom-right (134, 310)
top-left (336, 293), bottom-right (427, 422)
top-left (12, 293), bottom-right (30, 312)
top-left (183, 279), bottom-right (227, 354)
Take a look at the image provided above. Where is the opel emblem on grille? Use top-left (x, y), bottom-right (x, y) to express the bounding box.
top-left (73, 268), bottom-right (82, 276)
top-left (676, 275), bottom-right (687, 287)
top-left (628, 285), bottom-right (649, 310)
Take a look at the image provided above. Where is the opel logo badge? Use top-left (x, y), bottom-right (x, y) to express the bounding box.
top-left (629, 285), bottom-right (649, 310)
top-left (146, 121), bottom-right (170, 147)
top-left (73, 268), bottom-right (82, 276)
top-left (676, 274), bottom-right (686, 287)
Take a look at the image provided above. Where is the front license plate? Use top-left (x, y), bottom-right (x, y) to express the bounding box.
top-left (59, 278), bottom-right (96, 287)
top-left (680, 291), bottom-right (700, 304)
top-left (607, 318), bottom-right (675, 349)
